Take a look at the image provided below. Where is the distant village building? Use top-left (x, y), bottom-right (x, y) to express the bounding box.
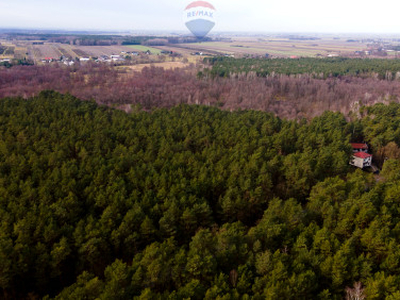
top-left (350, 143), bottom-right (372, 168)
top-left (63, 61), bottom-right (75, 66)
top-left (42, 57), bottom-right (56, 63)
top-left (110, 55), bottom-right (125, 62)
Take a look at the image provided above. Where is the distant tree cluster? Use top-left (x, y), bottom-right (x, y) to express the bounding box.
top-left (2, 92), bottom-right (400, 298)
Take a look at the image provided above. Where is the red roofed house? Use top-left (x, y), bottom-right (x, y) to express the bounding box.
top-left (350, 143), bottom-right (372, 168)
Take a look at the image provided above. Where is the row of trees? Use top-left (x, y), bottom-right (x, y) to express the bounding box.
top-left (1, 63), bottom-right (400, 119)
top-left (204, 57), bottom-right (400, 80)
top-left (1, 91), bottom-right (400, 298)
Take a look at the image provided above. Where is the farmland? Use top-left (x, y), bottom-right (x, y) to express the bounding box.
top-left (2, 33), bottom-right (400, 68)
top-left (75, 45), bottom-right (138, 56)
top-left (0, 42), bottom-right (19, 59)
top-left (178, 37), bottom-right (370, 57)
top-left (26, 43), bottom-right (150, 62)
top-left (0, 38), bottom-right (167, 63)
top-left (29, 44), bottom-right (62, 60)
top-left (126, 45), bottom-right (163, 55)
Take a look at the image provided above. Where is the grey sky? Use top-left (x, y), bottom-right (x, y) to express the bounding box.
top-left (1, 0), bottom-right (400, 33)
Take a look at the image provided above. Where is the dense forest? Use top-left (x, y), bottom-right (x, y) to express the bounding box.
top-left (2, 59), bottom-right (400, 119)
top-left (1, 91), bottom-right (400, 298)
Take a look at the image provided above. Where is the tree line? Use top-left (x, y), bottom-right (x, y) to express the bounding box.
top-left (203, 57), bottom-right (400, 80)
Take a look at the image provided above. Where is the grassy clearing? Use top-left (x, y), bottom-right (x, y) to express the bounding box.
top-left (126, 45), bottom-right (162, 55)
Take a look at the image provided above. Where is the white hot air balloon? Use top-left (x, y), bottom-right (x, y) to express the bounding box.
top-left (184, 1), bottom-right (216, 39)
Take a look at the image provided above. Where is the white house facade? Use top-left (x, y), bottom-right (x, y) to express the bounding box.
top-left (350, 151), bottom-right (372, 169)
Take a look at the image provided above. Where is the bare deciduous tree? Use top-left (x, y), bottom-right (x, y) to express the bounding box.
top-left (345, 282), bottom-right (366, 300)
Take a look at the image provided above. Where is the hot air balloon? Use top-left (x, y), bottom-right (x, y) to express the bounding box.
top-left (184, 1), bottom-right (216, 39)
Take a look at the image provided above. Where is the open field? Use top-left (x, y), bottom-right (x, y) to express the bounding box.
top-left (0, 42), bottom-right (17, 59)
top-left (76, 45), bottom-right (137, 56)
top-left (56, 45), bottom-right (76, 58)
top-left (157, 45), bottom-right (194, 56)
top-left (26, 44), bottom-right (165, 61)
top-left (13, 46), bottom-right (29, 60)
top-left (72, 48), bottom-right (89, 57)
top-left (156, 45), bottom-right (204, 63)
top-left (126, 45), bottom-right (162, 55)
top-left (21, 43), bottom-right (165, 62)
top-left (28, 44), bottom-right (63, 61)
top-left (118, 61), bottom-right (191, 72)
top-left (2, 34), bottom-right (400, 65)
top-left (178, 38), bottom-right (370, 57)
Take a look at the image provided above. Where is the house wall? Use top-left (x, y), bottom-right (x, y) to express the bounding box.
top-left (350, 156), bottom-right (365, 168)
top-left (350, 155), bottom-right (372, 168)
top-left (363, 156), bottom-right (372, 167)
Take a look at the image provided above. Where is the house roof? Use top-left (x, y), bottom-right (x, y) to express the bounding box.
top-left (354, 152), bottom-right (372, 159)
top-left (351, 143), bottom-right (368, 150)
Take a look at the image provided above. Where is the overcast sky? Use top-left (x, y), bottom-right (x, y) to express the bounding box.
top-left (1, 0), bottom-right (400, 34)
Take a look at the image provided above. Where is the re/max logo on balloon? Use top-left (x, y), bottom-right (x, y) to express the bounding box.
top-left (187, 10), bottom-right (214, 18)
